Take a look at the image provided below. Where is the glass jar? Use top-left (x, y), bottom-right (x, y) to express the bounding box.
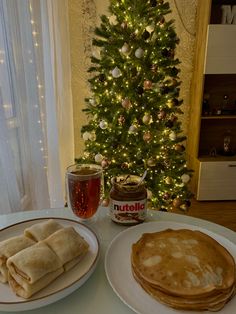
top-left (109, 175), bottom-right (147, 225)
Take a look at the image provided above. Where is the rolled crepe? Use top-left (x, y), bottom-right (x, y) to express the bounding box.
top-left (7, 241), bottom-right (64, 298)
top-left (24, 219), bottom-right (63, 241)
top-left (44, 227), bottom-right (89, 271)
top-left (0, 235), bottom-right (35, 283)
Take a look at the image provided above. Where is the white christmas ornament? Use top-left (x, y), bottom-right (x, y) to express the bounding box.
top-left (95, 153), bottom-right (103, 163)
top-left (121, 43), bottom-right (131, 55)
top-left (99, 120), bottom-right (108, 129)
top-left (135, 47), bottom-right (144, 58)
top-left (82, 131), bottom-right (90, 141)
top-left (181, 174), bottom-right (190, 184)
top-left (89, 98), bottom-right (96, 106)
top-left (109, 15), bottom-right (118, 25)
top-left (146, 24), bottom-right (155, 33)
top-left (92, 49), bottom-right (100, 59)
top-left (111, 66), bottom-right (121, 78)
top-left (169, 131), bottom-right (176, 141)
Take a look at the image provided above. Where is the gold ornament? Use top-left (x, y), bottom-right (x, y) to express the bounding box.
top-left (118, 115), bottom-right (125, 125)
top-left (121, 22), bottom-right (128, 29)
top-left (163, 192), bottom-right (171, 200)
top-left (167, 99), bottom-right (173, 108)
top-left (180, 204), bottom-right (188, 211)
top-left (122, 98), bottom-right (131, 109)
top-left (169, 131), bottom-right (176, 141)
top-left (102, 198), bottom-right (110, 207)
top-left (143, 131), bottom-right (152, 142)
top-left (147, 158), bottom-right (156, 167)
top-left (101, 159), bottom-right (109, 168)
top-left (129, 124), bottom-right (138, 134)
top-left (143, 80), bottom-right (153, 90)
top-left (174, 144), bottom-right (185, 152)
top-left (151, 64), bottom-right (158, 73)
top-left (157, 110), bottom-right (166, 120)
top-left (89, 131), bottom-right (96, 141)
top-left (164, 176), bottom-right (172, 185)
top-left (121, 162), bottom-right (129, 169)
top-left (142, 113), bottom-right (152, 125)
top-left (121, 43), bottom-right (131, 55)
top-left (173, 198), bottom-right (182, 208)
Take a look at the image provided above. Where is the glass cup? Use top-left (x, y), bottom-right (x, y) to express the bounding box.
top-left (66, 164), bottom-right (103, 222)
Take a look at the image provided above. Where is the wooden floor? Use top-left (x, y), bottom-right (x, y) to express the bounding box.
top-left (173, 199), bottom-right (236, 232)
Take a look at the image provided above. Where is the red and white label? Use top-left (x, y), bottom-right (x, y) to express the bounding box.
top-left (110, 199), bottom-right (147, 224)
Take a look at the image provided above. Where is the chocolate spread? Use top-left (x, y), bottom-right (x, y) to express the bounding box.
top-left (109, 175), bottom-right (147, 225)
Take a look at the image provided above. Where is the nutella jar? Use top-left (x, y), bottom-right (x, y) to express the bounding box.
top-left (109, 175), bottom-right (147, 225)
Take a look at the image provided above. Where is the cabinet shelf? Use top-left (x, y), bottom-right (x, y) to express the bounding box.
top-left (199, 155), bottom-right (236, 162)
top-left (201, 115), bottom-right (236, 119)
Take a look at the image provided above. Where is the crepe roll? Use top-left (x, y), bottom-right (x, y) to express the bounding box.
top-left (44, 227), bottom-right (89, 271)
top-left (0, 235), bottom-right (35, 283)
top-left (7, 241), bottom-right (64, 298)
top-left (24, 219), bottom-right (63, 241)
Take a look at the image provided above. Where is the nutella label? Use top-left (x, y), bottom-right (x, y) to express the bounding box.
top-left (110, 199), bottom-right (147, 224)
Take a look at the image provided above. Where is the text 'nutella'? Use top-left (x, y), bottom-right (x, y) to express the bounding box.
top-left (109, 175), bottom-right (147, 225)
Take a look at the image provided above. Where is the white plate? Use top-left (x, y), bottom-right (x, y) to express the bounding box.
top-left (105, 221), bottom-right (236, 314)
top-left (0, 217), bottom-right (100, 312)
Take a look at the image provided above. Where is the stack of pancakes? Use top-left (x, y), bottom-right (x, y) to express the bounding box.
top-left (131, 229), bottom-right (236, 311)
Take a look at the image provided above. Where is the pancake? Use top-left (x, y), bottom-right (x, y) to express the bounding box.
top-left (24, 219), bottom-right (63, 241)
top-left (43, 226), bottom-right (89, 271)
top-left (7, 241), bottom-right (64, 298)
top-left (131, 229), bottom-right (236, 311)
top-left (132, 268), bottom-right (235, 311)
top-left (0, 235), bottom-right (35, 283)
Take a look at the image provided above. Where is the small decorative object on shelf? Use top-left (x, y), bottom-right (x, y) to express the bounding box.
top-left (202, 93), bottom-right (210, 116)
top-left (209, 147), bottom-right (217, 157)
top-left (220, 130), bottom-right (235, 156)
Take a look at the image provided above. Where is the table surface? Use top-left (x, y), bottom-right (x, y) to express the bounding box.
top-left (0, 207), bottom-right (236, 314)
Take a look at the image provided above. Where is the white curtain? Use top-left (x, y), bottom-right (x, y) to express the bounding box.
top-left (0, 0), bottom-right (74, 214)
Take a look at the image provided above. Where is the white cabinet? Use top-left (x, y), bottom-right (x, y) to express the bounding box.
top-left (197, 161), bottom-right (236, 200)
top-left (205, 25), bottom-right (236, 74)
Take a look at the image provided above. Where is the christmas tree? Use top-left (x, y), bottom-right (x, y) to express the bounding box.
top-left (76, 0), bottom-right (193, 211)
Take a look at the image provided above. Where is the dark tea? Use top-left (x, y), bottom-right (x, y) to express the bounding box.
top-left (67, 166), bottom-right (102, 219)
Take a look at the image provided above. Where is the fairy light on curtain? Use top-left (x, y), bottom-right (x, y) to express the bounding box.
top-left (28, 0), bottom-right (49, 172)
